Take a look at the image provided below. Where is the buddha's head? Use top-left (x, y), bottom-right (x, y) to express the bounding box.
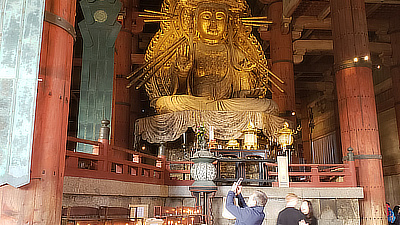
top-left (195, 3), bottom-right (228, 44)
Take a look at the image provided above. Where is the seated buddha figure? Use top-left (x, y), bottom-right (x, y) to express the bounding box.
top-left (138, 0), bottom-right (280, 115)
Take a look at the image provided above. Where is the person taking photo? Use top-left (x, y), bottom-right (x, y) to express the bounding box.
top-left (225, 179), bottom-right (268, 225)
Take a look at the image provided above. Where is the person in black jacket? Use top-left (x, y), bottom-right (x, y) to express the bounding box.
top-left (393, 205), bottom-right (400, 225)
top-left (300, 200), bottom-right (317, 225)
top-left (276, 193), bottom-right (306, 225)
top-left (225, 181), bottom-right (268, 225)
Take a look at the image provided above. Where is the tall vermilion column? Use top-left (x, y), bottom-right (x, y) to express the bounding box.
top-left (300, 100), bottom-right (312, 163)
top-left (268, 2), bottom-right (295, 115)
top-left (0, 0), bottom-right (76, 224)
top-left (112, 0), bottom-right (132, 150)
top-left (331, 0), bottom-right (386, 224)
top-left (130, 0), bottom-right (143, 149)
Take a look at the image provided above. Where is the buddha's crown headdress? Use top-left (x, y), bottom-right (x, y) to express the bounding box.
top-left (182, 0), bottom-right (247, 12)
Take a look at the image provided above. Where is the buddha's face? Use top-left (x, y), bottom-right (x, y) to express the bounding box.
top-left (196, 5), bottom-right (228, 43)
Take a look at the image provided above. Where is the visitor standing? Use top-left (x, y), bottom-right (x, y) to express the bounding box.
top-left (225, 181), bottom-right (268, 225)
top-left (276, 193), bottom-right (306, 225)
top-left (393, 205), bottom-right (400, 225)
top-left (387, 202), bottom-right (396, 224)
top-left (300, 200), bottom-right (317, 225)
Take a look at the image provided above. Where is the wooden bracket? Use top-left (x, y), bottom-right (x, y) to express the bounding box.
top-left (344, 154), bottom-right (382, 161)
top-left (354, 154), bottom-right (382, 160)
top-left (281, 16), bottom-right (292, 34)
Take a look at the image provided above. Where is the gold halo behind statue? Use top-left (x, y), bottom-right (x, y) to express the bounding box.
top-left (127, 0), bottom-right (285, 111)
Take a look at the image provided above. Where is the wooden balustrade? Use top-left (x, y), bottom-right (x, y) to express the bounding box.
top-left (268, 163), bottom-right (357, 187)
top-left (65, 136), bottom-right (165, 185)
top-left (62, 206), bottom-right (142, 225)
top-left (65, 137), bottom-right (357, 187)
top-left (165, 161), bottom-right (194, 186)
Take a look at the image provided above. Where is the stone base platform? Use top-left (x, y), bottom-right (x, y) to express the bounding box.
top-left (63, 177), bottom-right (363, 225)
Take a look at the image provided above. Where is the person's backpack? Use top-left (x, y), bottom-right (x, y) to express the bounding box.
top-left (389, 206), bottom-right (396, 223)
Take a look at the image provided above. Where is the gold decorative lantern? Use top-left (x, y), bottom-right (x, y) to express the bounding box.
top-left (277, 122), bottom-right (294, 148)
top-left (242, 122), bottom-right (258, 150)
top-left (277, 122), bottom-right (294, 164)
top-left (226, 139), bottom-right (239, 149)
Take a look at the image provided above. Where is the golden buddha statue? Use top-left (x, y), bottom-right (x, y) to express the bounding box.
top-left (127, 0), bottom-right (284, 115)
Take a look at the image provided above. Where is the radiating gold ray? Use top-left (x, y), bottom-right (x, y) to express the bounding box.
top-left (126, 37), bottom-right (187, 88)
top-left (269, 88), bottom-right (275, 94)
top-left (135, 51), bottom-right (177, 89)
top-left (241, 20), bottom-right (272, 24)
top-left (127, 37), bottom-right (186, 80)
top-left (266, 68), bottom-right (284, 84)
top-left (144, 19), bottom-right (172, 23)
top-left (241, 16), bottom-right (269, 20)
top-left (268, 77), bottom-right (285, 93)
top-left (139, 14), bottom-right (170, 19)
top-left (234, 42), bottom-right (284, 85)
top-left (243, 23), bottom-right (268, 27)
top-left (127, 47), bottom-right (178, 89)
top-left (144, 9), bottom-right (172, 16)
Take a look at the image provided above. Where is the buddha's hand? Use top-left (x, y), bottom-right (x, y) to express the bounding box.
top-left (177, 44), bottom-right (192, 72)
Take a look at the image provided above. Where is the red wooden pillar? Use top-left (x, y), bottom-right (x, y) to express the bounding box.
top-left (331, 0), bottom-right (386, 224)
top-left (112, 0), bottom-right (132, 151)
top-left (268, 2), bottom-right (295, 116)
top-left (130, 0), bottom-right (143, 149)
top-left (300, 100), bottom-right (312, 163)
top-left (0, 0), bottom-right (76, 224)
top-left (390, 16), bottom-right (400, 149)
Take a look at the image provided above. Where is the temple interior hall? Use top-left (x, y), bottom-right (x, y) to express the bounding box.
top-left (2, 0), bottom-right (400, 224)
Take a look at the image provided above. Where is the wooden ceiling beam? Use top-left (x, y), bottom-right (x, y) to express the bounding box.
top-left (293, 16), bottom-right (389, 32)
top-left (293, 40), bottom-right (391, 63)
top-left (293, 40), bottom-right (332, 63)
top-left (283, 0), bottom-right (302, 17)
top-left (317, 5), bottom-right (331, 20)
top-left (365, 0), bottom-right (400, 4)
top-left (301, 29), bottom-right (313, 39)
top-left (366, 3), bottom-right (383, 17)
top-left (294, 16), bottom-right (331, 30)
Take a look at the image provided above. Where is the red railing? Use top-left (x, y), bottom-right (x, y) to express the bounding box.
top-left (65, 137), bottom-right (357, 187)
top-left (267, 162), bottom-right (357, 187)
top-left (165, 161), bottom-right (194, 186)
top-left (65, 136), bottom-right (165, 185)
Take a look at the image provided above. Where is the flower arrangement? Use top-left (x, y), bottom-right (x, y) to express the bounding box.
top-left (196, 124), bottom-right (206, 150)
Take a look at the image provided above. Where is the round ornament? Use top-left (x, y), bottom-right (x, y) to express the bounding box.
top-left (94, 10), bottom-right (107, 23)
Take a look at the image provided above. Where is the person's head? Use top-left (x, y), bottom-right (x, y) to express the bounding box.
top-left (301, 200), bottom-right (314, 217)
top-left (285, 193), bottom-right (299, 207)
top-left (247, 190), bottom-right (268, 207)
top-left (394, 205), bottom-right (400, 215)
